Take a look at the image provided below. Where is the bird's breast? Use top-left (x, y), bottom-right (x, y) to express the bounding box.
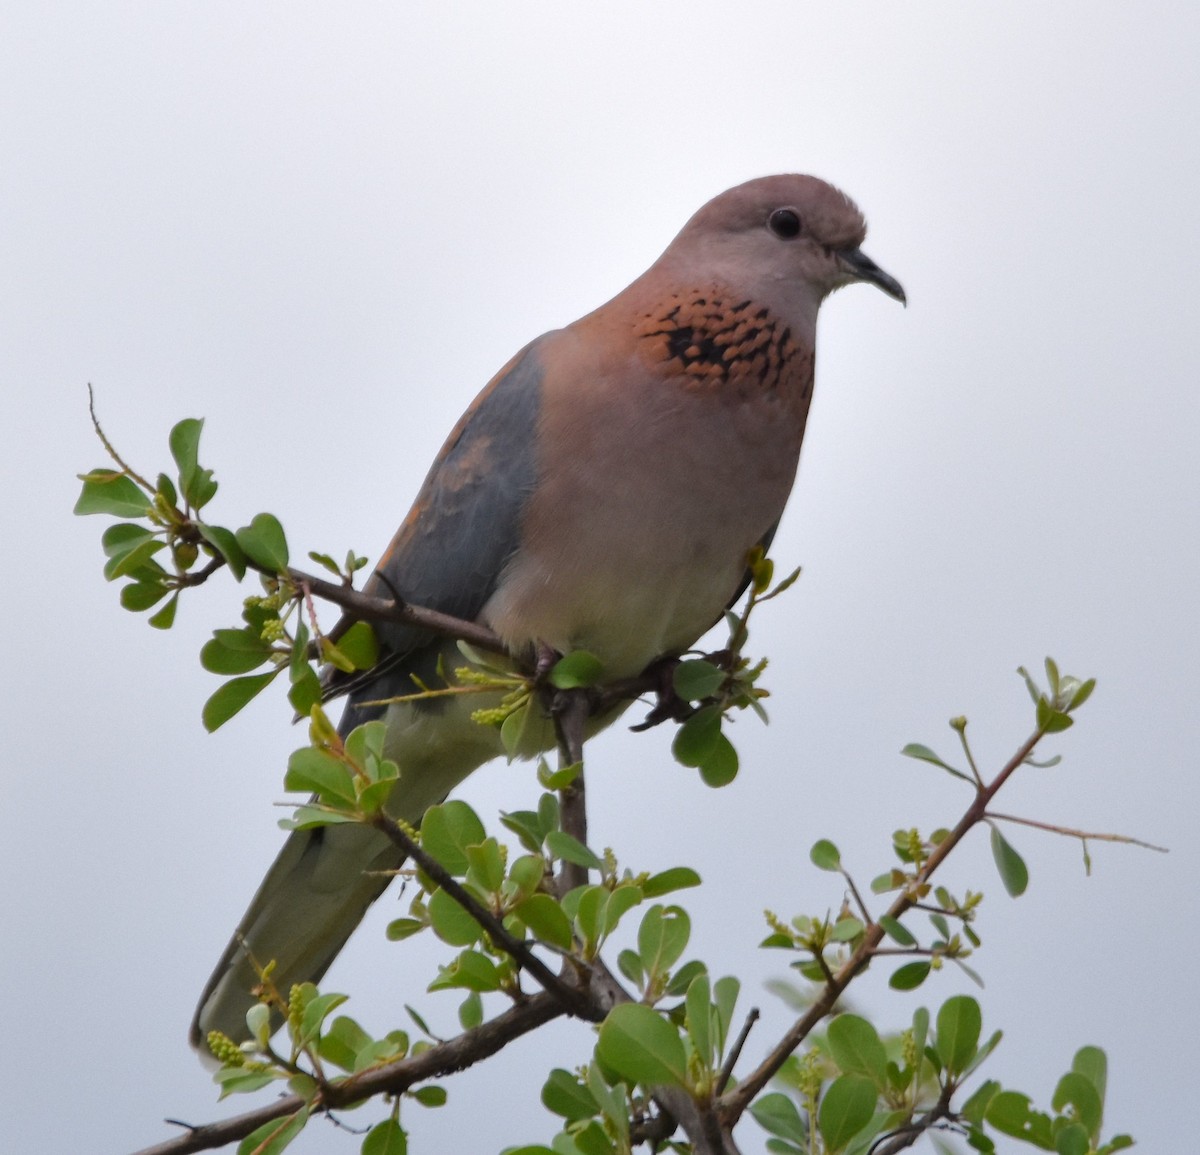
top-left (482, 302), bottom-right (814, 678)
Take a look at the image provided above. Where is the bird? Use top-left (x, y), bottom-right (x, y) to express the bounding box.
top-left (191, 173), bottom-right (905, 1054)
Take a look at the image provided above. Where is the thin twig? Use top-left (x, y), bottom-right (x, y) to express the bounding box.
top-left (88, 385), bottom-right (156, 491)
top-left (985, 811), bottom-right (1168, 853)
top-left (715, 1008), bottom-right (760, 1095)
top-left (841, 869), bottom-right (873, 925)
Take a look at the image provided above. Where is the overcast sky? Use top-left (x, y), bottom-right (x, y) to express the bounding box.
top-left (2, 4), bottom-right (1197, 1153)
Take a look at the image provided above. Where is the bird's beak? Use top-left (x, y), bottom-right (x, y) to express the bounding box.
top-left (838, 246), bottom-right (906, 306)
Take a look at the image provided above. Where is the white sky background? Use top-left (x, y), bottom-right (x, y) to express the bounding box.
top-left (2, 3), bottom-right (1197, 1152)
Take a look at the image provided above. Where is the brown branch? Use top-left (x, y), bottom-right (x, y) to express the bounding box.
top-left (369, 812), bottom-right (599, 1020)
top-left (132, 992), bottom-right (565, 1155)
top-left (552, 689), bottom-right (592, 894)
top-left (868, 1082), bottom-right (956, 1154)
top-left (717, 726), bottom-right (1047, 1125)
top-left (716, 1008), bottom-right (760, 1095)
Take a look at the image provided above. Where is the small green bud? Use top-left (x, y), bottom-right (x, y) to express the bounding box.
top-left (260, 619), bottom-right (286, 642)
top-left (206, 1030), bottom-right (245, 1067)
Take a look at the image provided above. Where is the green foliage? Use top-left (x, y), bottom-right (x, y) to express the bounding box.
top-left (78, 411), bottom-right (1142, 1155)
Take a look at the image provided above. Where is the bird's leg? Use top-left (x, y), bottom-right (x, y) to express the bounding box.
top-left (629, 654), bottom-right (691, 731)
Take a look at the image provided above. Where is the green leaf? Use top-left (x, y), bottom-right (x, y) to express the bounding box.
top-left (1036, 697), bottom-right (1074, 733)
top-left (429, 949), bottom-right (502, 993)
top-left (827, 1014), bottom-right (888, 1085)
top-left (237, 1107), bottom-right (309, 1155)
top-left (514, 894), bottom-right (573, 950)
top-left (990, 826), bottom-right (1030, 896)
top-left (316, 1015), bottom-right (373, 1072)
top-left (1071, 1045), bottom-right (1107, 1106)
top-left (617, 948), bottom-right (644, 988)
top-left (362, 1119), bottom-right (407, 1155)
top-left (601, 885), bottom-right (644, 936)
top-left (831, 916), bottom-right (864, 942)
top-left (673, 659), bottom-right (726, 701)
top-left (817, 1073), bottom-right (877, 1152)
top-left (1055, 1122), bottom-right (1090, 1155)
top-left (750, 1092), bottom-right (807, 1144)
top-left (810, 839), bottom-right (842, 871)
top-left (428, 887), bottom-right (483, 946)
top-left (169, 418), bottom-right (217, 508)
top-left (202, 670), bottom-right (279, 731)
top-left (936, 995), bottom-right (981, 1076)
top-left (698, 732), bottom-right (739, 787)
top-left (288, 662), bottom-right (323, 716)
top-left (499, 810), bottom-right (544, 854)
top-left (986, 1091), bottom-right (1053, 1147)
top-left (548, 650), bottom-right (605, 689)
top-left (685, 973), bottom-right (713, 1067)
top-left (712, 975), bottom-right (739, 1055)
top-left (420, 801), bottom-right (486, 876)
top-left (283, 747), bottom-right (357, 805)
top-left (879, 916), bottom-right (916, 946)
top-left (537, 758), bottom-right (581, 791)
top-left (1052, 1072), bottom-right (1103, 1138)
top-left (104, 536), bottom-right (166, 580)
top-left (500, 701), bottom-right (533, 758)
top-left (595, 1003), bottom-right (688, 1088)
top-left (74, 471), bottom-right (153, 517)
top-left (295, 991), bottom-right (348, 1047)
top-left (961, 1079), bottom-right (1001, 1126)
top-left (148, 593), bottom-right (178, 629)
top-left (214, 1067), bottom-right (278, 1098)
top-left (336, 621), bottom-right (379, 670)
top-left (458, 991), bottom-right (483, 1030)
top-left (235, 512), bottom-right (290, 572)
top-left (120, 580), bottom-right (169, 611)
top-left (664, 958), bottom-right (708, 997)
top-left (900, 743), bottom-right (972, 782)
top-left (506, 854), bottom-right (545, 901)
top-left (542, 1068), bottom-right (600, 1123)
top-left (637, 905), bottom-right (691, 977)
top-left (466, 838), bottom-right (506, 894)
top-left (545, 831), bottom-right (604, 870)
top-left (280, 805), bottom-right (360, 831)
top-left (574, 885), bottom-right (606, 950)
top-left (197, 523), bottom-right (247, 579)
top-left (168, 417), bottom-right (201, 484)
top-left (1068, 678), bottom-right (1096, 712)
top-left (641, 867), bottom-right (701, 898)
top-left (201, 636), bottom-right (272, 675)
top-left (101, 521), bottom-right (155, 556)
top-left (672, 705), bottom-right (722, 768)
top-left (386, 918), bottom-right (426, 941)
top-left (889, 961), bottom-right (931, 990)
top-left (411, 1084), bottom-right (448, 1108)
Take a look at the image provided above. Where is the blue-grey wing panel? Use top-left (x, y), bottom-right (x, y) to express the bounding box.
top-left (333, 338), bottom-right (546, 730)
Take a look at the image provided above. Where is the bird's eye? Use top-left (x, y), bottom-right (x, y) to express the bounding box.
top-left (767, 208), bottom-right (802, 239)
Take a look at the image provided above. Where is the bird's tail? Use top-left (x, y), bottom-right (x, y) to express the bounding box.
top-left (189, 820), bottom-right (401, 1055)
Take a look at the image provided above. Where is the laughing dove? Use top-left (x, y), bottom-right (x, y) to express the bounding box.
top-left (191, 174), bottom-right (904, 1051)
